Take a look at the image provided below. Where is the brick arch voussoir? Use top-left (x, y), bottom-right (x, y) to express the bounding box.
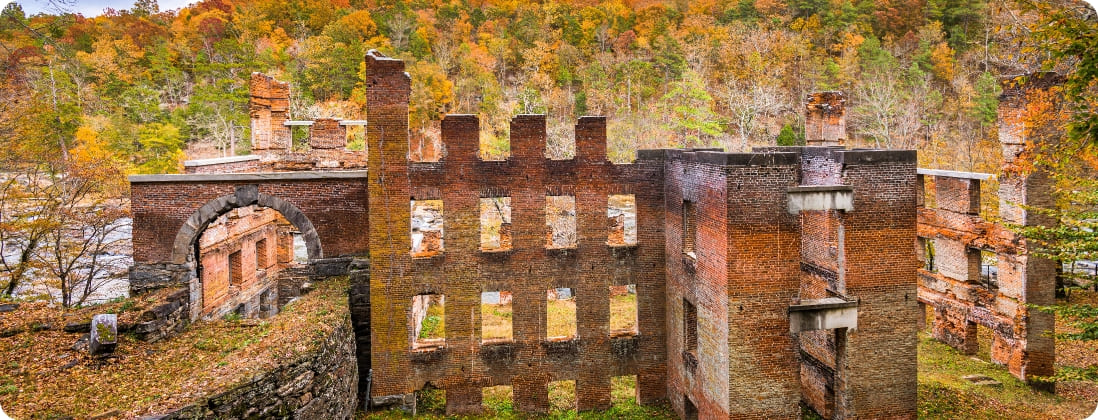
top-left (169, 185), bottom-right (323, 265)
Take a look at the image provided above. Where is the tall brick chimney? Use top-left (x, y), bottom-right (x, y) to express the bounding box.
top-left (804, 91), bottom-right (846, 146)
top-left (249, 72), bottom-right (291, 152)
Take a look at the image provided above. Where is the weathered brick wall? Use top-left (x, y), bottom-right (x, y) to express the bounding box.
top-left (839, 151), bottom-right (919, 418)
top-left (250, 73), bottom-right (291, 151)
top-left (195, 206), bottom-right (289, 319)
top-left (184, 156), bottom-right (261, 174)
top-left (917, 74), bottom-right (1059, 386)
top-left (309, 118), bottom-right (348, 150)
top-left (804, 92), bottom-right (846, 146)
top-left (131, 175), bottom-right (369, 267)
top-left (365, 49), bottom-right (667, 415)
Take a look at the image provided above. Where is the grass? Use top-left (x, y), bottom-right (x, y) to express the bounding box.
top-left (916, 332), bottom-right (1093, 419)
top-left (609, 291), bottom-right (637, 333)
top-left (482, 302), bottom-right (513, 341)
top-left (546, 297), bottom-right (576, 339)
top-left (358, 375), bottom-right (675, 419)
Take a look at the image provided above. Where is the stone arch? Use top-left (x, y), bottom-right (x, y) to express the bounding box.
top-left (170, 185), bottom-right (323, 265)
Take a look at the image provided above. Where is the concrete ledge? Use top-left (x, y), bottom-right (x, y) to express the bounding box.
top-left (183, 155), bottom-right (260, 167)
top-left (789, 297), bottom-right (858, 332)
top-left (130, 170), bottom-right (369, 183)
top-left (339, 120), bottom-right (368, 125)
top-left (787, 185), bottom-right (854, 214)
top-left (284, 120), bottom-right (315, 126)
top-left (917, 168), bottom-right (994, 180)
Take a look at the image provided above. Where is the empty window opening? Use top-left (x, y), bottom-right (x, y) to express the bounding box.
top-left (546, 115), bottom-right (575, 160)
top-left (923, 238), bottom-right (937, 273)
top-left (482, 385), bottom-right (514, 414)
top-left (412, 294), bottom-right (445, 349)
top-left (292, 232), bottom-right (308, 264)
top-left (228, 250), bottom-right (242, 288)
top-left (480, 197), bottom-right (512, 251)
top-left (344, 124), bottom-right (366, 152)
top-left (684, 395), bottom-right (699, 420)
top-left (255, 238), bottom-right (269, 270)
top-left (546, 196), bottom-right (577, 249)
top-left (610, 284), bottom-right (638, 336)
top-left (480, 126), bottom-right (510, 161)
top-left (481, 290), bottom-right (513, 343)
top-left (411, 119), bottom-right (442, 162)
top-left (980, 250), bottom-right (998, 290)
top-left (683, 298), bottom-right (698, 352)
top-left (547, 288), bottom-right (577, 340)
top-left (291, 125), bottom-right (310, 152)
top-left (923, 177), bottom-right (936, 208)
top-left (549, 380), bottom-right (577, 412)
top-left (608, 194), bottom-right (637, 245)
top-left (682, 200), bottom-right (696, 258)
top-left (411, 200), bottom-right (444, 257)
top-left (611, 375), bottom-right (638, 406)
top-left (415, 385), bottom-right (446, 415)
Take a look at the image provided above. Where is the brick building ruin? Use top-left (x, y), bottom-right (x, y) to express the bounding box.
top-left (127, 51), bottom-right (937, 418)
top-left (915, 74), bottom-right (1061, 387)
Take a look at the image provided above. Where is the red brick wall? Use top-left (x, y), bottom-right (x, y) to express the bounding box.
top-left (196, 206), bottom-right (290, 319)
top-left (130, 176), bottom-right (369, 265)
top-left (365, 50), bottom-right (667, 415)
top-left (916, 75), bottom-right (1059, 385)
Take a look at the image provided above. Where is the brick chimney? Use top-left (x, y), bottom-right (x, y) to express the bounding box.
top-left (804, 91), bottom-right (846, 146)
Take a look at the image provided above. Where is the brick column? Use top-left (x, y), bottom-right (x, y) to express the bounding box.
top-left (804, 92), bottom-right (846, 147)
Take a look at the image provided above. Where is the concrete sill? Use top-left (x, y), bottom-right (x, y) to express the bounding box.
top-left (479, 248), bottom-right (514, 255)
top-left (480, 338), bottom-right (515, 346)
top-left (788, 297), bottom-right (858, 312)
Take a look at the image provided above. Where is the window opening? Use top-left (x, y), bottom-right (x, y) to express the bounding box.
top-left (683, 200), bottom-right (696, 258)
top-left (411, 199), bottom-right (444, 257)
top-left (546, 196), bottom-right (577, 249)
top-left (480, 197), bottom-right (512, 251)
top-left (412, 293), bottom-right (445, 349)
top-left (610, 284), bottom-right (638, 336)
top-left (608, 194), bottom-right (637, 245)
top-left (547, 287), bottom-right (577, 340)
top-left (481, 290), bottom-right (513, 343)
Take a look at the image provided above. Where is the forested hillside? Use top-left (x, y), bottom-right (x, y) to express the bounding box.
top-left (3, 0), bottom-right (1090, 173)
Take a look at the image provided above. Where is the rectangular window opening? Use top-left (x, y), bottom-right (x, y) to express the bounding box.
top-left (682, 200), bottom-right (696, 258)
top-left (291, 232), bottom-right (308, 264)
top-left (546, 195), bottom-right (577, 249)
top-left (546, 115), bottom-right (575, 160)
top-left (481, 290), bottom-right (513, 343)
top-left (611, 375), bottom-right (638, 406)
top-left (412, 293), bottom-right (445, 349)
top-left (608, 194), bottom-right (637, 246)
top-left (228, 250), bottom-right (242, 288)
top-left (980, 250), bottom-right (999, 290)
top-left (547, 288), bottom-right (577, 340)
top-left (923, 238), bottom-right (937, 273)
top-left (683, 298), bottom-right (697, 352)
top-left (255, 238), bottom-right (269, 269)
top-left (610, 284), bottom-right (638, 337)
top-left (344, 124), bottom-right (366, 152)
top-left (291, 125), bottom-right (310, 152)
top-left (480, 197), bottom-right (512, 252)
top-left (411, 200), bottom-right (444, 257)
top-left (549, 380), bottom-right (577, 412)
top-left (482, 385), bottom-right (513, 415)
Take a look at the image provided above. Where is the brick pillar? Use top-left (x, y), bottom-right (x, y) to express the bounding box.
top-left (838, 150), bottom-right (919, 418)
top-left (996, 73), bottom-right (1060, 385)
top-left (249, 73), bottom-right (291, 152)
top-left (804, 92), bottom-right (846, 147)
top-left (365, 50), bottom-right (414, 402)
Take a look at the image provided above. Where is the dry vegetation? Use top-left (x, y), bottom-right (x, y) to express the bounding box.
top-left (0, 277), bottom-right (349, 419)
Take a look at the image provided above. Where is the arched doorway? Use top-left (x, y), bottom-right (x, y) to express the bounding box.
top-left (170, 185), bottom-right (323, 320)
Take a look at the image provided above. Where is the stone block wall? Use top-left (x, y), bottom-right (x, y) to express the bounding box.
top-left (147, 313), bottom-right (358, 419)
